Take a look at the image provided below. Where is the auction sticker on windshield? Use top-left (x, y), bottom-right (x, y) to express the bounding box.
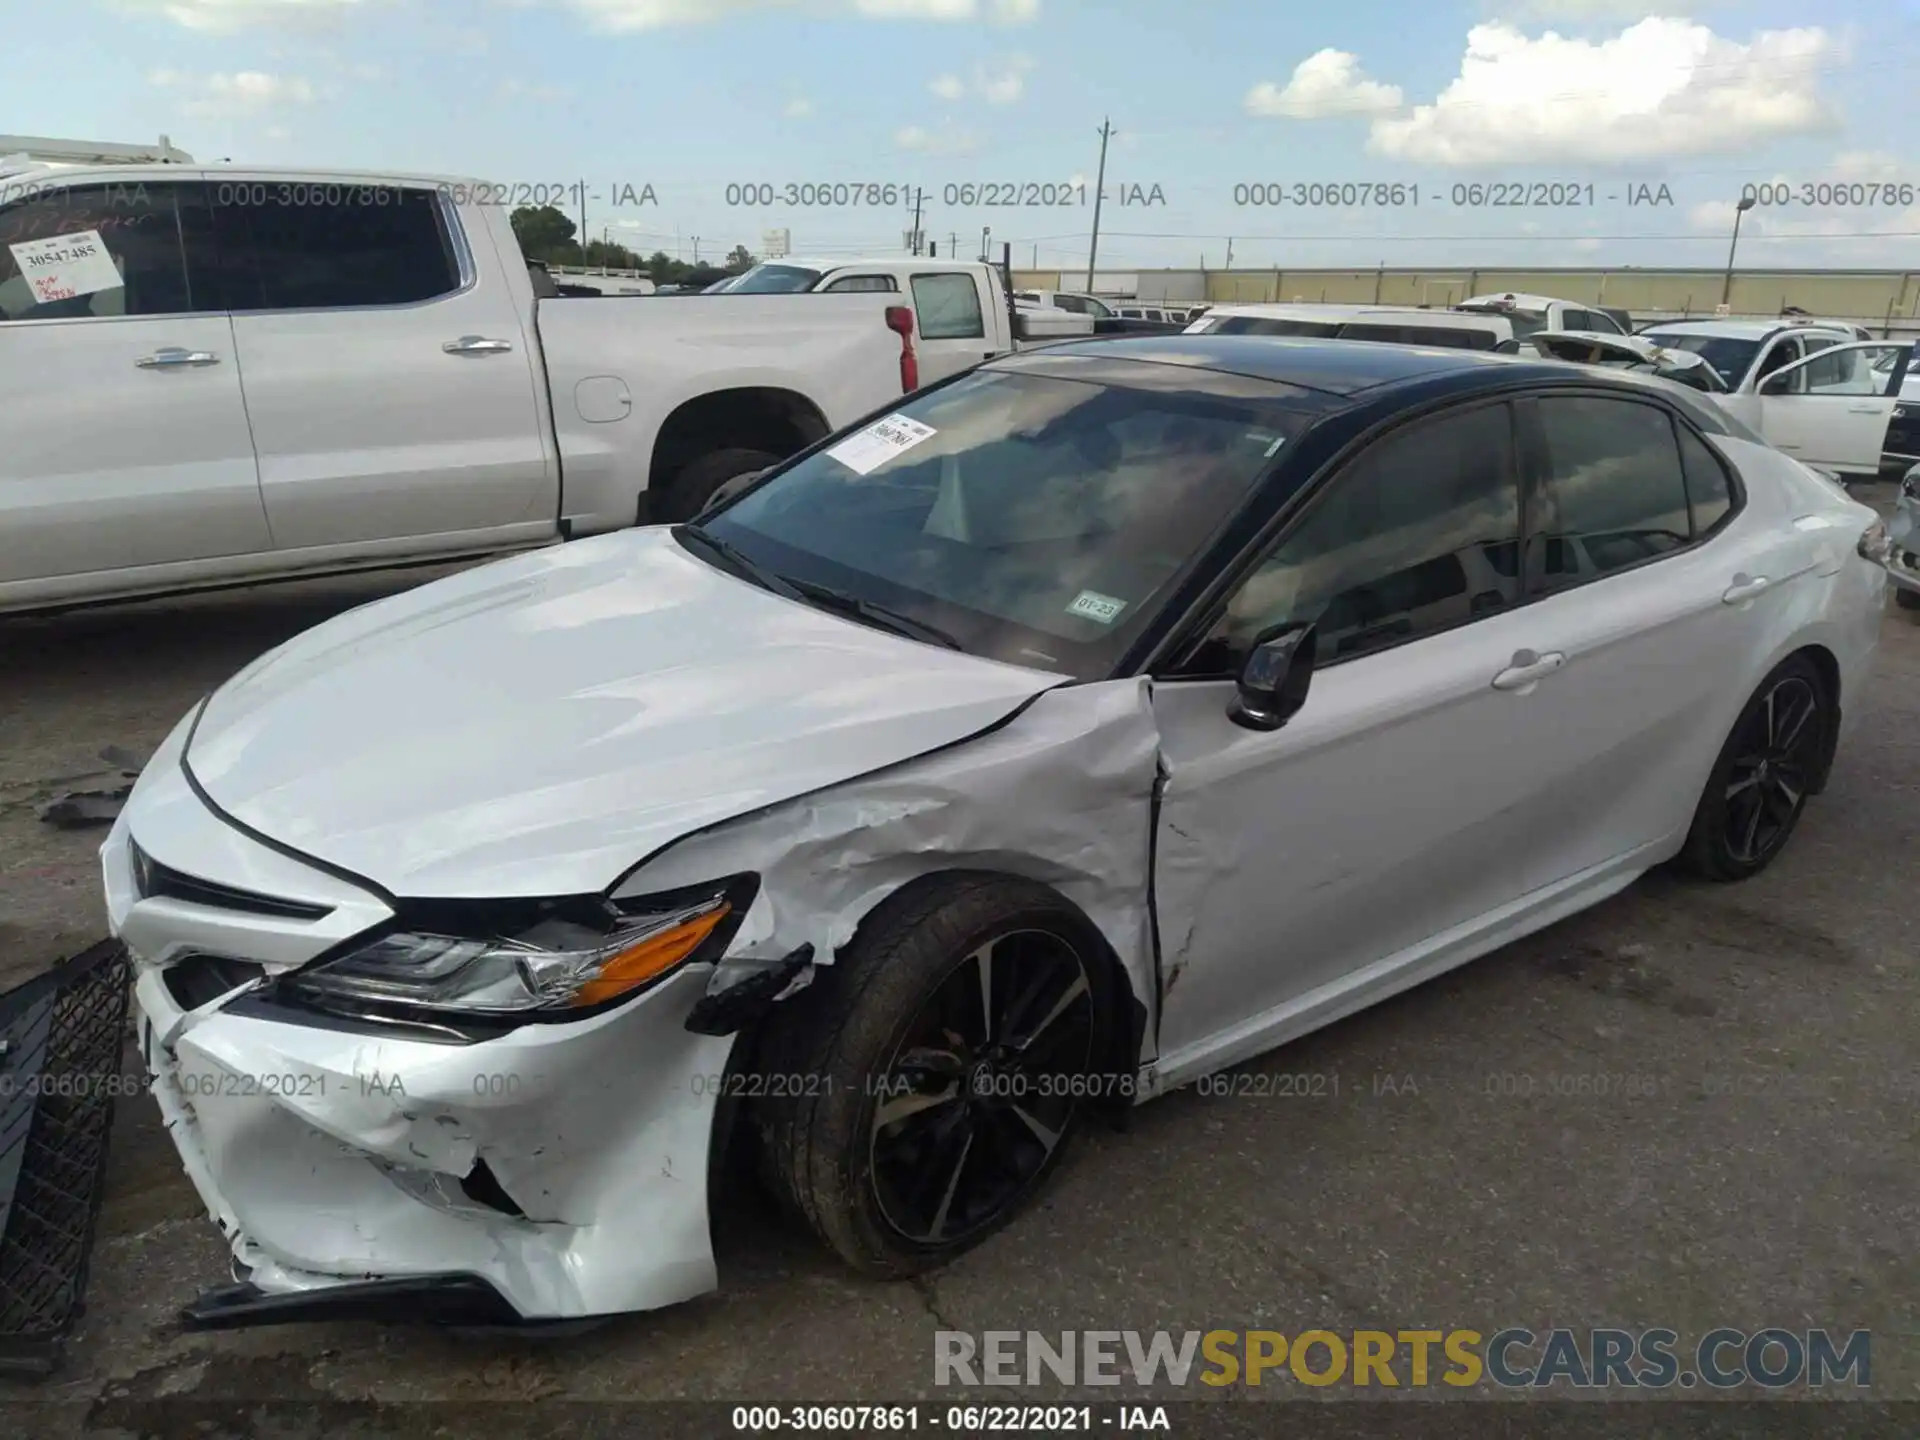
top-left (826, 415), bottom-right (937, 476)
top-left (9, 230), bottom-right (121, 304)
top-left (1066, 590), bottom-right (1128, 624)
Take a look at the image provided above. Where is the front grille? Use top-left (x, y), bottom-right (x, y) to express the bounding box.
top-left (0, 940), bottom-right (132, 1376)
top-left (162, 955), bottom-right (267, 1012)
top-left (129, 837), bottom-right (333, 922)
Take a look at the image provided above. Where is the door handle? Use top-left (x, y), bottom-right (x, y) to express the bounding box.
top-left (136, 347), bottom-right (220, 369)
top-left (1492, 649), bottom-right (1566, 692)
top-left (443, 336), bottom-right (514, 356)
top-left (1722, 574), bottom-right (1771, 604)
top-left (1847, 403), bottom-right (1884, 414)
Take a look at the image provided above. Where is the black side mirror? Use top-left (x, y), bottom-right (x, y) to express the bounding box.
top-left (1228, 624), bottom-right (1316, 732)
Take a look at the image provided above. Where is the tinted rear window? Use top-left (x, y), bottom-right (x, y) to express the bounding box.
top-left (1338, 323), bottom-right (1498, 351)
top-left (1211, 316), bottom-right (1346, 337)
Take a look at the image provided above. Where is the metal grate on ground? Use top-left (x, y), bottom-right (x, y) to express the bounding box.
top-left (0, 939), bottom-right (133, 1376)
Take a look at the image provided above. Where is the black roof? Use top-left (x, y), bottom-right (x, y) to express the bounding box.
top-left (1001, 334), bottom-right (1568, 398)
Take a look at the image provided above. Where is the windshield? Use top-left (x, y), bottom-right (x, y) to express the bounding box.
top-left (697, 366), bottom-right (1307, 677)
top-left (1641, 332), bottom-right (1757, 386)
top-left (725, 264), bottom-right (826, 294)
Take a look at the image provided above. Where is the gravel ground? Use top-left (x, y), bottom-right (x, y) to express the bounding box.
top-left (1, 512), bottom-right (1916, 1437)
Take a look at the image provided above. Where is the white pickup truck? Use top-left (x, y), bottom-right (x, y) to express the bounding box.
top-left (0, 165), bottom-right (928, 615)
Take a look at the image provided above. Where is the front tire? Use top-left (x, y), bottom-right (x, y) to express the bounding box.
top-left (1677, 655), bottom-right (1831, 882)
top-left (660, 447), bottom-right (781, 524)
top-left (752, 875), bottom-right (1116, 1279)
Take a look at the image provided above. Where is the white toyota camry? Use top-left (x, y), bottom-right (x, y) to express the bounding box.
top-left (105, 336), bottom-right (1890, 1328)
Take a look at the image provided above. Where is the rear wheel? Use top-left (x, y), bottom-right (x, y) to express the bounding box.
top-left (1678, 655), bottom-right (1830, 882)
top-left (753, 875), bottom-right (1115, 1279)
top-left (659, 447), bottom-right (781, 524)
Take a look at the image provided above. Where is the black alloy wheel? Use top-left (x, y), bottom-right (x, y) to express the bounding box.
top-left (1679, 654), bottom-right (1831, 882)
top-left (867, 929), bottom-right (1095, 1248)
top-left (1721, 675), bottom-right (1821, 867)
top-left (751, 874), bottom-right (1117, 1278)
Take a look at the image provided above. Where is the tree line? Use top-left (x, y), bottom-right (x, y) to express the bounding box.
top-left (510, 205), bottom-right (757, 287)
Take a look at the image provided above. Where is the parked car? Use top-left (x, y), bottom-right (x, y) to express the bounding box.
top-left (1456, 292), bottom-right (1630, 336)
top-left (723, 255), bottom-right (1095, 348)
top-left (109, 336), bottom-right (1885, 1328)
top-left (1189, 302), bottom-right (1525, 350)
top-left (1635, 319), bottom-right (1862, 395)
top-left (1521, 331), bottom-right (1728, 392)
top-left (1520, 328), bottom-right (1910, 477)
top-left (0, 164), bottom-right (930, 615)
top-left (1013, 288), bottom-right (1114, 319)
top-left (1888, 465), bottom-right (1920, 611)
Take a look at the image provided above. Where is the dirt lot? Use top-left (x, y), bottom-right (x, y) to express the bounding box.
top-left (2, 517), bottom-right (1917, 1436)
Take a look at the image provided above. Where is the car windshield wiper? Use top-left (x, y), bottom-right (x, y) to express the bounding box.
top-left (673, 523), bottom-right (804, 602)
top-left (786, 579), bottom-right (964, 651)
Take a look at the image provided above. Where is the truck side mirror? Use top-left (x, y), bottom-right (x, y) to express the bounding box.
top-left (1228, 624), bottom-right (1317, 732)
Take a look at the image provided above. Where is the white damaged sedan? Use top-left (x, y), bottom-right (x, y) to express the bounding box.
top-left (106, 337), bottom-right (1889, 1328)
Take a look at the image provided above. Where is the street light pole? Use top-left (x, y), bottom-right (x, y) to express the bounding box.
top-left (1721, 196), bottom-right (1756, 310)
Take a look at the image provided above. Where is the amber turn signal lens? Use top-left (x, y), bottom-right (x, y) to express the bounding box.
top-left (572, 903), bottom-right (732, 1007)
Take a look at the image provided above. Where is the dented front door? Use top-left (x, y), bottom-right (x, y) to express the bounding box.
top-left (1147, 606), bottom-right (1566, 1082)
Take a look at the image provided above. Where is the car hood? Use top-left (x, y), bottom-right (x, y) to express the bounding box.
top-left (184, 529), bottom-right (1065, 898)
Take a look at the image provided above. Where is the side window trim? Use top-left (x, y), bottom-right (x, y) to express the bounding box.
top-left (1155, 395), bottom-right (1525, 679)
top-left (1515, 387), bottom-right (1741, 599)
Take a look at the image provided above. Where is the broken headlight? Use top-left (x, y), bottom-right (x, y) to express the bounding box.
top-left (279, 878), bottom-right (753, 1021)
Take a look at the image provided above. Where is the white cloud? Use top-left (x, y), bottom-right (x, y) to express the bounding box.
top-left (1367, 20), bottom-right (1844, 164)
top-left (927, 52), bottom-right (1032, 104)
top-left (784, 95), bottom-right (814, 117)
top-left (120, 0), bottom-right (368, 30)
top-left (895, 123), bottom-right (977, 154)
top-left (149, 68), bottom-right (317, 113)
top-left (496, 77), bottom-right (573, 101)
top-left (1246, 49), bottom-right (1403, 119)
top-left (979, 53), bottom-right (1032, 103)
top-left (988, 0), bottom-right (1038, 22)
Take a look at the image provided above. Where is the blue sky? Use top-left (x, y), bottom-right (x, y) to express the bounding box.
top-left (9, 0), bottom-right (1920, 270)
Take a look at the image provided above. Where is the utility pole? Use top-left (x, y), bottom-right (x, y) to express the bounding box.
top-left (1224, 236), bottom-right (1234, 270)
top-left (980, 226), bottom-right (991, 262)
top-left (577, 182), bottom-right (588, 268)
top-left (950, 232), bottom-right (959, 257)
top-left (910, 187), bottom-right (926, 254)
top-left (692, 236), bottom-right (702, 264)
top-left (1086, 116), bottom-right (1114, 291)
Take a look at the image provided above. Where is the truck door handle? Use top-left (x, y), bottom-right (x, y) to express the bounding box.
top-left (443, 336), bottom-right (514, 356)
top-left (1723, 574), bottom-right (1771, 604)
top-left (136, 347), bottom-right (220, 369)
top-left (1492, 650), bottom-right (1566, 692)
top-left (1847, 403), bottom-right (1884, 414)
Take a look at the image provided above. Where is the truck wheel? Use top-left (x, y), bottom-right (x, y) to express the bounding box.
top-left (661, 448), bottom-right (781, 523)
top-left (752, 874), bottom-right (1118, 1279)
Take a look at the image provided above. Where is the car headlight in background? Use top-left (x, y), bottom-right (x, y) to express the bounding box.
top-left (277, 877), bottom-right (754, 1023)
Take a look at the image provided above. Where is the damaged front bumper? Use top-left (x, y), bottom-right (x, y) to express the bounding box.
top-left (105, 728), bottom-right (744, 1325)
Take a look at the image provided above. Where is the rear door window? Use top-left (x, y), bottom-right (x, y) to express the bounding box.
top-left (209, 187), bottom-right (460, 310)
top-left (1530, 396), bottom-right (1695, 590)
top-left (911, 272), bottom-right (986, 339)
